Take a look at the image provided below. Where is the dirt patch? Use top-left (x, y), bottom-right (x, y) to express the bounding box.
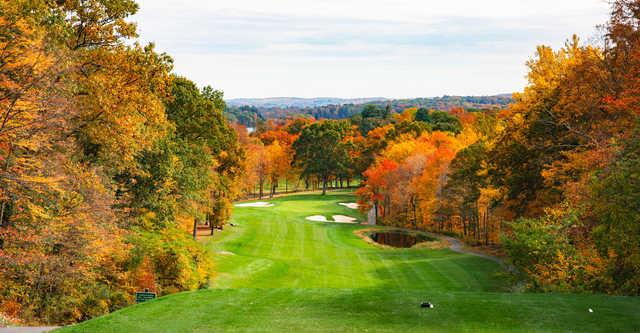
top-left (412, 238), bottom-right (450, 250)
top-left (235, 202), bottom-right (274, 207)
top-left (438, 234), bottom-right (505, 265)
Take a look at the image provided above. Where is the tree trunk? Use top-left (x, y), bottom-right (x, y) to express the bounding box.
top-left (192, 218), bottom-right (198, 240)
top-left (269, 178), bottom-right (276, 198)
top-left (0, 145), bottom-right (13, 229)
top-left (383, 195), bottom-right (390, 218)
top-left (0, 201), bottom-right (7, 228)
top-left (484, 210), bottom-right (490, 245)
top-left (322, 175), bottom-right (327, 195)
top-left (374, 201), bottom-right (379, 225)
top-left (412, 197), bottom-right (417, 229)
top-left (259, 179), bottom-right (264, 199)
top-left (462, 212), bottom-right (467, 236)
top-left (475, 202), bottom-right (480, 242)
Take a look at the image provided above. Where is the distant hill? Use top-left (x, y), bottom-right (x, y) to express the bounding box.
top-left (226, 97), bottom-right (388, 108)
top-left (225, 94), bottom-right (513, 127)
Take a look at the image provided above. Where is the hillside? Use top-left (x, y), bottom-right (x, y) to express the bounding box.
top-left (58, 193), bottom-right (640, 332)
top-left (226, 97), bottom-right (387, 108)
top-left (225, 94), bottom-right (513, 127)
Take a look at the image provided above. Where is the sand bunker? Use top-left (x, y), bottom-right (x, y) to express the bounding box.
top-left (339, 202), bottom-right (359, 209)
top-left (306, 215), bottom-right (328, 222)
top-left (332, 215), bottom-right (358, 223)
top-left (306, 215), bottom-right (358, 223)
top-left (235, 202), bottom-right (274, 207)
top-left (218, 251), bottom-right (235, 256)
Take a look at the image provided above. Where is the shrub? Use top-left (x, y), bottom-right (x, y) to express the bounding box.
top-left (502, 205), bottom-right (607, 292)
top-left (128, 227), bottom-right (213, 295)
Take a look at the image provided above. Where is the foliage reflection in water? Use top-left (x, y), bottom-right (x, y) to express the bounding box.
top-left (369, 232), bottom-right (432, 248)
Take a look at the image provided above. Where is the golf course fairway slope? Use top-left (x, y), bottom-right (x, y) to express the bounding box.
top-left (59, 193), bottom-right (640, 332)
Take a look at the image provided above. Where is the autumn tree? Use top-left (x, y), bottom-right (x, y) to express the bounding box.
top-left (257, 120), bottom-right (299, 194)
top-left (441, 143), bottom-right (488, 239)
top-left (591, 126), bottom-right (640, 293)
top-left (0, 0), bottom-right (164, 323)
top-left (494, 1), bottom-right (640, 294)
top-left (0, 0), bottom-right (232, 323)
top-left (358, 130), bottom-right (464, 229)
top-left (265, 141), bottom-right (290, 197)
top-left (357, 159), bottom-right (398, 224)
top-left (585, 0), bottom-right (640, 293)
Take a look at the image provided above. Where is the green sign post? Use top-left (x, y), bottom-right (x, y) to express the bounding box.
top-left (135, 291), bottom-right (156, 303)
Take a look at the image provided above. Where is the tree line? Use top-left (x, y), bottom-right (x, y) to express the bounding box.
top-left (226, 95), bottom-right (512, 127)
top-left (236, 104), bottom-right (464, 198)
top-left (356, 1), bottom-right (640, 295)
top-left (0, 0), bottom-right (242, 324)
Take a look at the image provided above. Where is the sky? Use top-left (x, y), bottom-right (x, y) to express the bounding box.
top-left (132, 0), bottom-right (611, 99)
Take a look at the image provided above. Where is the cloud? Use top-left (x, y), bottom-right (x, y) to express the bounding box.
top-left (131, 0), bottom-right (610, 98)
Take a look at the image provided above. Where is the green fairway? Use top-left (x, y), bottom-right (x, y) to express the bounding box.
top-left (59, 192), bottom-right (640, 332)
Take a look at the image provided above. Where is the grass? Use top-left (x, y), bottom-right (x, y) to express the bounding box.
top-left (246, 178), bottom-right (362, 198)
top-left (59, 192), bottom-right (640, 332)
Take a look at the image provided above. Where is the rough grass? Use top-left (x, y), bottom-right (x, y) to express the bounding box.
top-left (59, 193), bottom-right (640, 332)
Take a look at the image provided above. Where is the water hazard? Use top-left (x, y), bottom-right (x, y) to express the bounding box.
top-left (369, 231), bottom-right (432, 248)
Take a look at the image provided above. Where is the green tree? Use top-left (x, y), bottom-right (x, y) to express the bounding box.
top-left (414, 109), bottom-right (461, 134)
top-left (124, 77), bottom-right (243, 230)
top-left (415, 108), bottom-right (431, 123)
top-left (354, 104), bottom-right (389, 135)
top-left (591, 125), bottom-right (640, 294)
top-left (122, 138), bottom-right (213, 228)
top-left (293, 121), bottom-right (350, 195)
top-left (430, 111), bottom-right (462, 134)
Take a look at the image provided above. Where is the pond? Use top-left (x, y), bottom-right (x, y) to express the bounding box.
top-left (369, 231), bottom-right (433, 248)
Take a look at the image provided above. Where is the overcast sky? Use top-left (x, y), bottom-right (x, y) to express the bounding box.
top-left (132, 0), bottom-right (610, 99)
